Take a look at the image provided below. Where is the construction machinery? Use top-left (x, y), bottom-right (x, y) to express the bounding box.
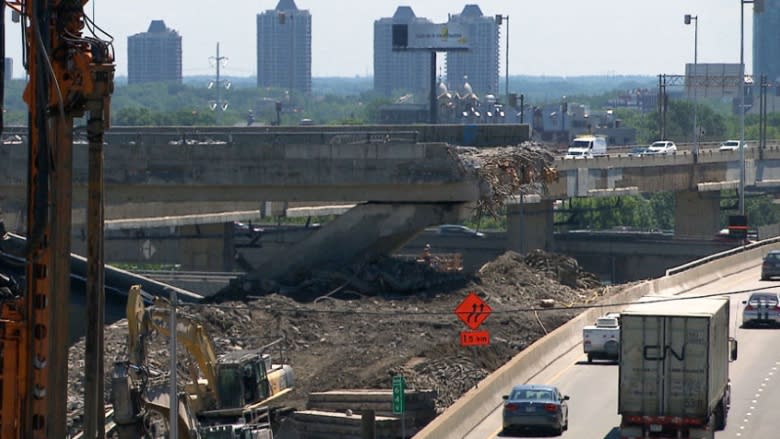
top-left (111, 285), bottom-right (294, 438)
top-left (0, 1), bottom-right (114, 438)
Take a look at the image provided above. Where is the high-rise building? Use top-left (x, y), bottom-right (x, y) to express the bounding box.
top-left (257, 0), bottom-right (312, 93)
top-left (373, 6), bottom-right (432, 97)
top-left (753, 0), bottom-right (780, 83)
top-left (446, 5), bottom-right (499, 97)
top-left (127, 20), bottom-right (182, 84)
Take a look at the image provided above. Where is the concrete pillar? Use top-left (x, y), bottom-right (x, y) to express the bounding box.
top-left (674, 191), bottom-right (721, 240)
top-left (506, 197), bottom-right (554, 254)
top-left (178, 222), bottom-right (234, 271)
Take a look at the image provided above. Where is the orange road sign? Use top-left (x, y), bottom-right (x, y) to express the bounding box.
top-left (454, 291), bottom-right (492, 330)
top-left (460, 330), bottom-right (490, 346)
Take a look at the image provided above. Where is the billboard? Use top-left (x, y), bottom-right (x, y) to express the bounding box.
top-left (392, 23), bottom-right (469, 51)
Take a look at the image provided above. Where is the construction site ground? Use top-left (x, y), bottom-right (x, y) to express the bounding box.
top-left (66, 249), bottom-right (625, 434)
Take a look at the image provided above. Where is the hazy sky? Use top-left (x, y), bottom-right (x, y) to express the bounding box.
top-left (2, 0), bottom-right (762, 79)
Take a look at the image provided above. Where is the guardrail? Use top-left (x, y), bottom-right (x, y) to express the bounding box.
top-left (666, 236), bottom-right (780, 276)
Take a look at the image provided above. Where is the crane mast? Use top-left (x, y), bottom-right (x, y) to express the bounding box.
top-left (0, 1), bottom-right (114, 438)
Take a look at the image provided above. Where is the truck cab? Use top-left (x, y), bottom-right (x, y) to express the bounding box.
top-left (565, 135), bottom-right (607, 159)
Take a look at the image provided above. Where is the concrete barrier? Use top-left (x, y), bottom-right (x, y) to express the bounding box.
top-left (414, 240), bottom-right (780, 438)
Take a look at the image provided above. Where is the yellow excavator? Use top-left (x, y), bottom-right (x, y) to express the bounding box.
top-left (111, 285), bottom-right (295, 438)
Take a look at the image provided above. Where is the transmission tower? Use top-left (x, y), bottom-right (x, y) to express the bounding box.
top-left (208, 42), bottom-right (230, 125)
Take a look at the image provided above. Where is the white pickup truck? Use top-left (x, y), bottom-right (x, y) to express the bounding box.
top-left (582, 312), bottom-right (620, 363)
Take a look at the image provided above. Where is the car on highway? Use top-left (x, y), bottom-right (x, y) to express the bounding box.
top-left (435, 224), bottom-right (485, 238)
top-left (502, 384), bottom-right (569, 435)
top-left (627, 146), bottom-right (648, 157)
top-left (719, 139), bottom-right (749, 151)
top-left (645, 140), bottom-right (677, 155)
top-left (761, 250), bottom-right (780, 280)
top-left (742, 291), bottom-right (780, 327)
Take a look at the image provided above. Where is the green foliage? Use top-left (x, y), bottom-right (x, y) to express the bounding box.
top-left (554, 194), bottom-right (674, 231)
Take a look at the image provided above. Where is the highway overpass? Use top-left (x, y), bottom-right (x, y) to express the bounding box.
top-left (3, 125), bottom-right (780, 286)
top-left (415, 239), bottom-right (780, 438)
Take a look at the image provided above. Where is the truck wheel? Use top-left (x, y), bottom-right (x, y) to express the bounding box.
top-left (604, 340), bottom-right (619, 357)
top-left (715, 401), bottom-right (727, 430)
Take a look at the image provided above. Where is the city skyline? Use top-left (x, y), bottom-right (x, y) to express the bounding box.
top-left (0, 1), bottom-right (765, 79)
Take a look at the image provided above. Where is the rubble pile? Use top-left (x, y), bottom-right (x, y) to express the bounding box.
top-left (453, 144), bottom-right (558, 217)
top-left (66, 250), bottom-right (621, 434)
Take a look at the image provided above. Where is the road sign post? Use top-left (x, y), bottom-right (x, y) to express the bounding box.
top-left (392, 375), bottom-right (406, 437)
top-left (455, 291), bottom-right (492, 346)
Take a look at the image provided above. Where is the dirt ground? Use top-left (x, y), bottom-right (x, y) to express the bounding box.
top-left (66, 249), bottom-right (622, 434)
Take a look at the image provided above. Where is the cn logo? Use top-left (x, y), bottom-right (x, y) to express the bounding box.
top-left (643, 344), bottom-right (686, 361)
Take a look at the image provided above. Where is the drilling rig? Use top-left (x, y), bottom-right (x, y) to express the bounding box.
top-left (0, 1), bottom-right (114, 438)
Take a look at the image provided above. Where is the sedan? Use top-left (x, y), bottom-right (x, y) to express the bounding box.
top-left (436, 224), bottom-right (485, 238)
top-left (761, 250), bottom-right (780, 280)
top-left (502, 384), bottom-right (569, 435)
top-left (627, 146), bottom-right (648, 157)
top-left (742, 292), bottom-right (780, 328)
top-left (719, 140), bottom-right (748, 151)
top-left (646, 140), bottom-right (677, 155)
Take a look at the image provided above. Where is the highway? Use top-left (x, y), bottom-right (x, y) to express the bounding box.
top-left (462, 265), bottom-right (780, 439)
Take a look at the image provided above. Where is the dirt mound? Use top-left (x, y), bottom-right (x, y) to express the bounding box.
top-left (66, 250), bottom-right (622, 434)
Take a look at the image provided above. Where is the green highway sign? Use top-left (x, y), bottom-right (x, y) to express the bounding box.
top-left (392, 375), bottom-right (405, 414)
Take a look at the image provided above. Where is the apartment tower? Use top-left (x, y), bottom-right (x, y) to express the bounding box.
top-left (446, 5), bottom-right (499, 97)
top-left (127, 20), bottom-right (182, 84)
top-left (257, 0), bottom-right (312, 93)
top-left (373, 6), bottom-right (432, 97)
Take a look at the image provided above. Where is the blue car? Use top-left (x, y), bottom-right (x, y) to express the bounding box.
top-left (502, 384), bottom-right (569, 435)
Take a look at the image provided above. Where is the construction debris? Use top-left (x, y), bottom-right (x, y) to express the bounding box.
top-left (452, 144), bottom-right (559, 217)
top-left (66, 249), bottom-right (620, 436)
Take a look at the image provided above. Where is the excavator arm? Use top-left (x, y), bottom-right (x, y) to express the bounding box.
top-left (127, 285), bottom-right (220, 399)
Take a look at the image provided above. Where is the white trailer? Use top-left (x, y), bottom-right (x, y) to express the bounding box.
top-left (617, 296), bottom-right (738, 439)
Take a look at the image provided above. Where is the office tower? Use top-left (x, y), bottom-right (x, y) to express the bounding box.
top-left (753, 0), bottom-right (780, 83)
top-left (446, 5), bottom-right (499, 97)
top-left (127, 20), bottom-right (182, 84)
top-left (373, 6), bottom-right (432, 97)
top-left (257, 0), bottom-right (312, 93)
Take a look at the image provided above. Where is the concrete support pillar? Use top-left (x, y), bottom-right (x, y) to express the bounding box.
top-left (506, 198), bottom-right (554, 254)
top-left (178, 222), bottom-right (235, 271)
top-left (674, 191), bottom-right (721, 240)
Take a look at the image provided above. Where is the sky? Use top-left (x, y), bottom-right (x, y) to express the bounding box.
top-left (1, 0), bottom-right (762, 79)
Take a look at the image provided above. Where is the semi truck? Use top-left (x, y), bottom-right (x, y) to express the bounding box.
top-left (618, 296), bottom-right (738, 439)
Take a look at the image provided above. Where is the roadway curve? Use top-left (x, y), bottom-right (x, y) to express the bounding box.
top-left (462, 265), bottom-right (780, 439)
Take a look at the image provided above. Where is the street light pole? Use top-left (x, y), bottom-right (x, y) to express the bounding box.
top-left (739, 1), bottom-right (747, 216)
top-left (505, 16), bottom-right (509, 101)
top-left (685, 14), bottom-right (698, 157)
top-left (496, 15), bottom-right (510, 103)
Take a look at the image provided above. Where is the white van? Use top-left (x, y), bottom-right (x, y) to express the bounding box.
top-left (565, 135), bottom-right (607, 159)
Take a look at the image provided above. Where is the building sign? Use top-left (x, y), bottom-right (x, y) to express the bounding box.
top-left (392, 22), bottom-right (469, 51)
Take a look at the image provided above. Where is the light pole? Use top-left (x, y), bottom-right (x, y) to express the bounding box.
top-left (685, 14), bottom-right (698, 158)
top-left (739, 1), bottom-right (747, 216)
top-left (496, 15), bottom-right (510, 102)
top-left (739, 0), bottom-right (764, 216)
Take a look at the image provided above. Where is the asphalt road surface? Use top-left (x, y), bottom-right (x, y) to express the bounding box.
top-left (462, 264), bottom-right (780, 439)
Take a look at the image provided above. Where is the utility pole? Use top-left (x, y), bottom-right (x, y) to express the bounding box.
top-left (208, 42), bottom-right (230, 125)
